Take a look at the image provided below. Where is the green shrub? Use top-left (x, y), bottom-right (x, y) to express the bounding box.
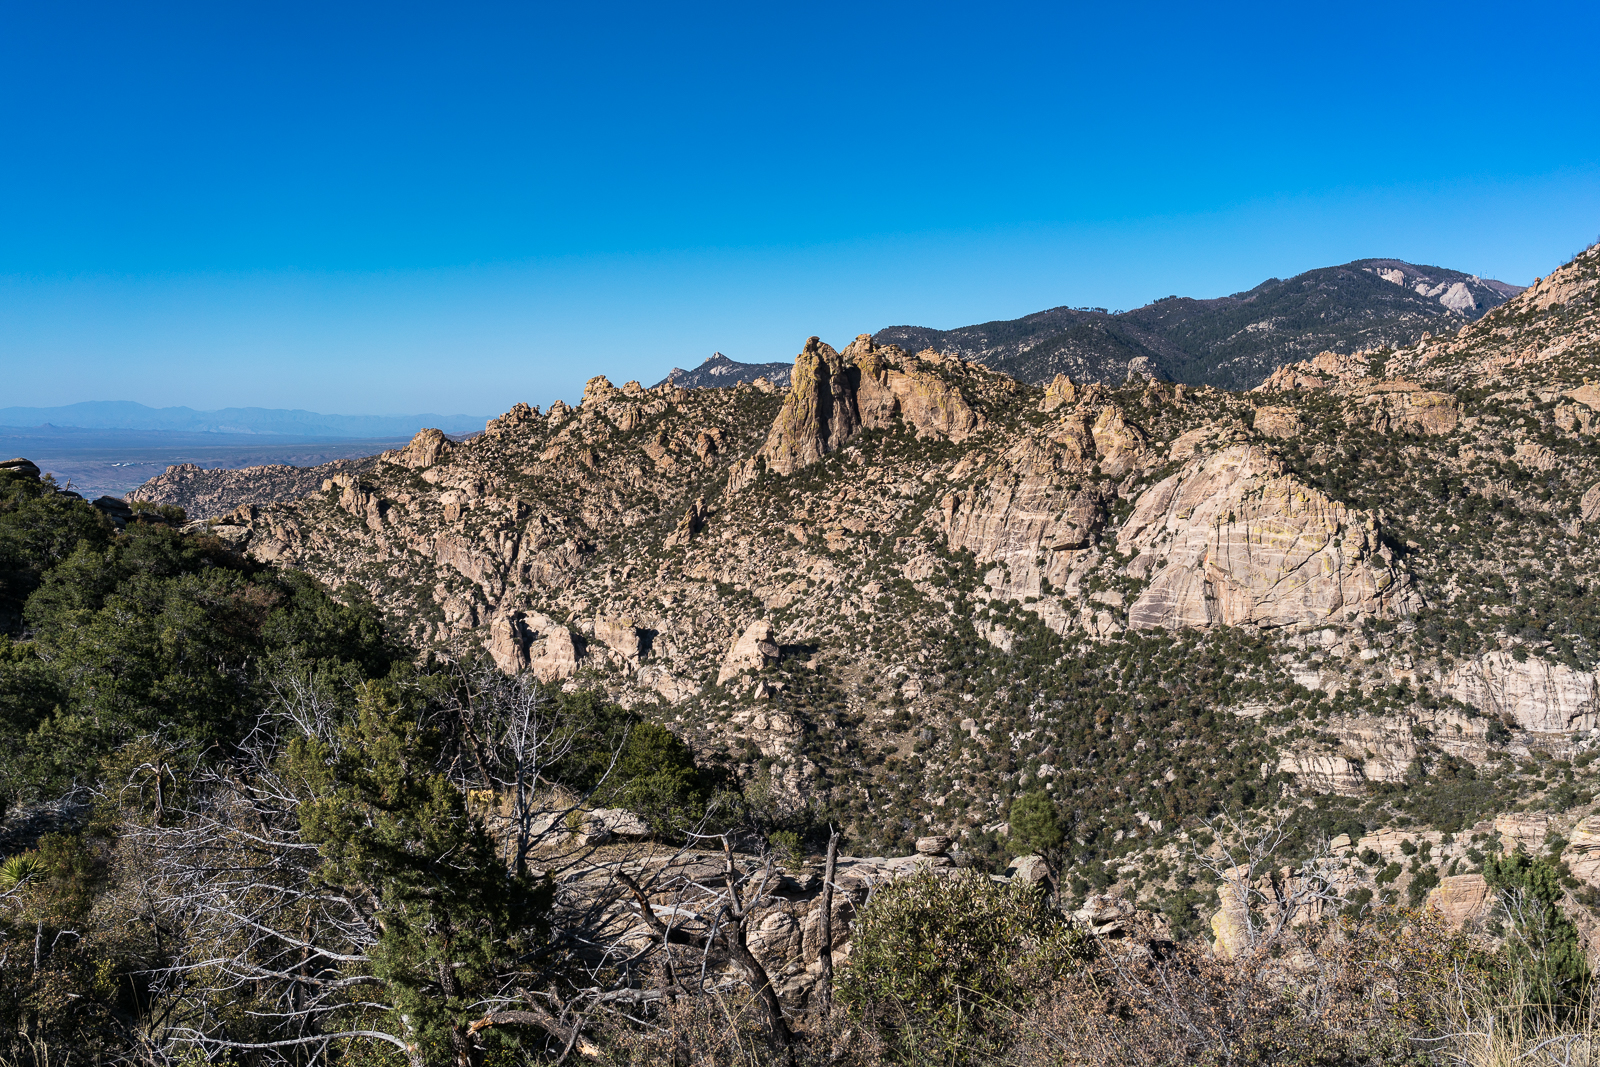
top-left (836, 869), bottom-right (1092, 1055)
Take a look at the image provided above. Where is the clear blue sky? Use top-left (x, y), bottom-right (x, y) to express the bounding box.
top-left (3, 1), bottom-right (1597, 415)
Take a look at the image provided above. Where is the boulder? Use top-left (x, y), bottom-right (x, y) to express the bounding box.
top-left (1445, 651), bottom-right (1599, 734)
top-left (532, 626), bottom-right (582, 684)
top-left (664, 496), bottom-right (707, 547)
top-left (1209, 874), bottom-right (1252, 959)
top-left (1582, 483), bottom-right (1600, 526)
top-left (0, 458), bottom-right (40, 480)
top-left (484, 401), bottom-right (537, 437)
top-left (637, 665), bottom-right (701, 703)
top-left (594, 615), bottom-right (643, 661)
top-left (1426, 874), bottom-right (1492, 931)
top-left (717, 620), bottom-right (781, 685)
top-left (487, 611), bottom-right (584, 682)
top-left (587, 808), bottom-right (650, 838)
top-left (1355, 382), bottom-right (1459, 435)
top-left (759, 335), bottom-right (982, 476)
top-left (93, 496), bottom-right (134, 525)
top-left (914, 835), bottom-right (951, 856)
top-left (848, 336), bottom-right (981, 443)
top-left (1005, 854), bottom-right (1050, 885)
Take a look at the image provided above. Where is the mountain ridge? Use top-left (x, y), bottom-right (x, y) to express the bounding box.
top-left (874, 257), bottom-right (1525, 390)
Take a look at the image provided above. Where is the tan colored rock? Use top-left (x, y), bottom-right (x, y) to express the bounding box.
top-left (532, 626), bottom-right (582, 684)
top-left (581, 375), bottom-right (618, 405)
top-left (1210, 873), bottom-right (1251, 959)
top-left (1581, 483), bottom-right (1600, 525)
top-left (759, 337), bottom-right (863, 475)
top-left (488, 613), bottom-right (530, 674)
top-left (914, 835), bottom-right (951, 856)
top-left (1252, 406), bottom-right (1303, 439)
top-left (664, 496), bottom-right (707, 547)
top-left (1496, 812), bottom-right (1549, 853)
top-left (484, 401), bottom-right (536, 437)
top-left (594, 615), bottom-right (643, 661)
top-left (1089, 407), bottom-right (1145, 474)
top-left (852, 340), bottom-right (982, 443)
top-left (1445, 651), bottom-right (1599, 734)
top-left (587, 808), bottom-right (650, 838)
top-left (1005, 855), bottom-right (1050, 885)
top-left (1041, 373), bottom-right (1076, 411)
top-left (1121, 445), bottom-right (1412, 631)
top-left (1567, 383), bottom-right (1600, 412)
top-left (717, 619), bottom-right (781, 685)
top-left (1276, 752), bottom-right (1369, 795)
top-left (760, 335), bottom-right (984, 476)
top-left (1255, 350), bottom-right (1372, 393)
top-left (488, 611), bottom-right (584, 682)
top-left (1563, 816), bottom-right (1600, 888)
top-left (637, 665), bottom-right (700, 703)
top-left (1426, 874), bottom-right (1492, 931)
top-left (1354, 382), bottom-right (1459, 435)
top-left (393, 427), bottom-right (453, 469)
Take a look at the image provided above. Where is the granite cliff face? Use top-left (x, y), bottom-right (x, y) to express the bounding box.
top-left (1120, 444), bottom-right (1413, 631)
top-left (127, 243), bottom-right (1600, 928)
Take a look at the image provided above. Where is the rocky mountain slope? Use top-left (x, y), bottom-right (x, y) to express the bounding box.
top-left (134, 244), bottom-right (1600, 934)
top-left (656, 352), bottom-right (794, 390)
top-left (876, 258), bottom-right (1524, 390)
top-left (128, 456), bottom-right (380, 520)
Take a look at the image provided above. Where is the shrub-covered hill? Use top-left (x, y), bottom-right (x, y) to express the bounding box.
top-left (115, 244), bottom-right (1600, 934)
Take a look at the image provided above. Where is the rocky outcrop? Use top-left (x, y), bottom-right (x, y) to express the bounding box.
top-left (1563, 816), bottom-right (1600, 888)
top-left (484, 402), bottom-right (538, 438)
top-left (1121, 445), bottom-right (1413, 631)
top-left (664, 497), bottom-right (707, 547)
top-left (759, 338), bottom-right (863, 476)
top-left (1445, 651), bottom-right (1599, 734)
top-left (130, 458), bottom-right (373, 520)
top-left (390, 427), bottom-right (453, 469)
top-left (759, 336), bottom-right (982, 476)
top-left (1496, 812), bottom-right (1549, 853)
top-left (1426, 874), bottom-right (1492, 931)
top-left (594, 615), bottom-right (643, 662)
top-left (1582, 483), bottom-right (1600, 526)
top-left (1255, 350), bottom-right (1372, 393)
top-left (1252, 406), bottom-right (1302, 439)
top-left (1352, 381), bottom-right (1459, 435)
top-left (0, 458), bottom-right (41, 480)
top-left (847, 336), bottom-right (982, 443)
top-left (717, 620), bottom-right (781, 685)
top-left (1041, 373), bottom-right (1076, 412)
top-left (489, 610), bottom-right (585, 682)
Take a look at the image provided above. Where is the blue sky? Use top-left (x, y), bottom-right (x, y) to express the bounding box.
top-left (3, 1), bottom-right (1597, 415)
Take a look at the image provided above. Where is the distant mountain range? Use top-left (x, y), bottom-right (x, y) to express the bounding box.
top-left (0, 401), bottom-right (489, 438)
top-left (873, 258), bottom-right (1525, 390)
top-left (655, 353), bottom-right (793, 390)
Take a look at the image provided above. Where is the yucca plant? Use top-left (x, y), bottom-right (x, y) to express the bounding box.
top-left (0, 853), bottom-right (45, 891)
